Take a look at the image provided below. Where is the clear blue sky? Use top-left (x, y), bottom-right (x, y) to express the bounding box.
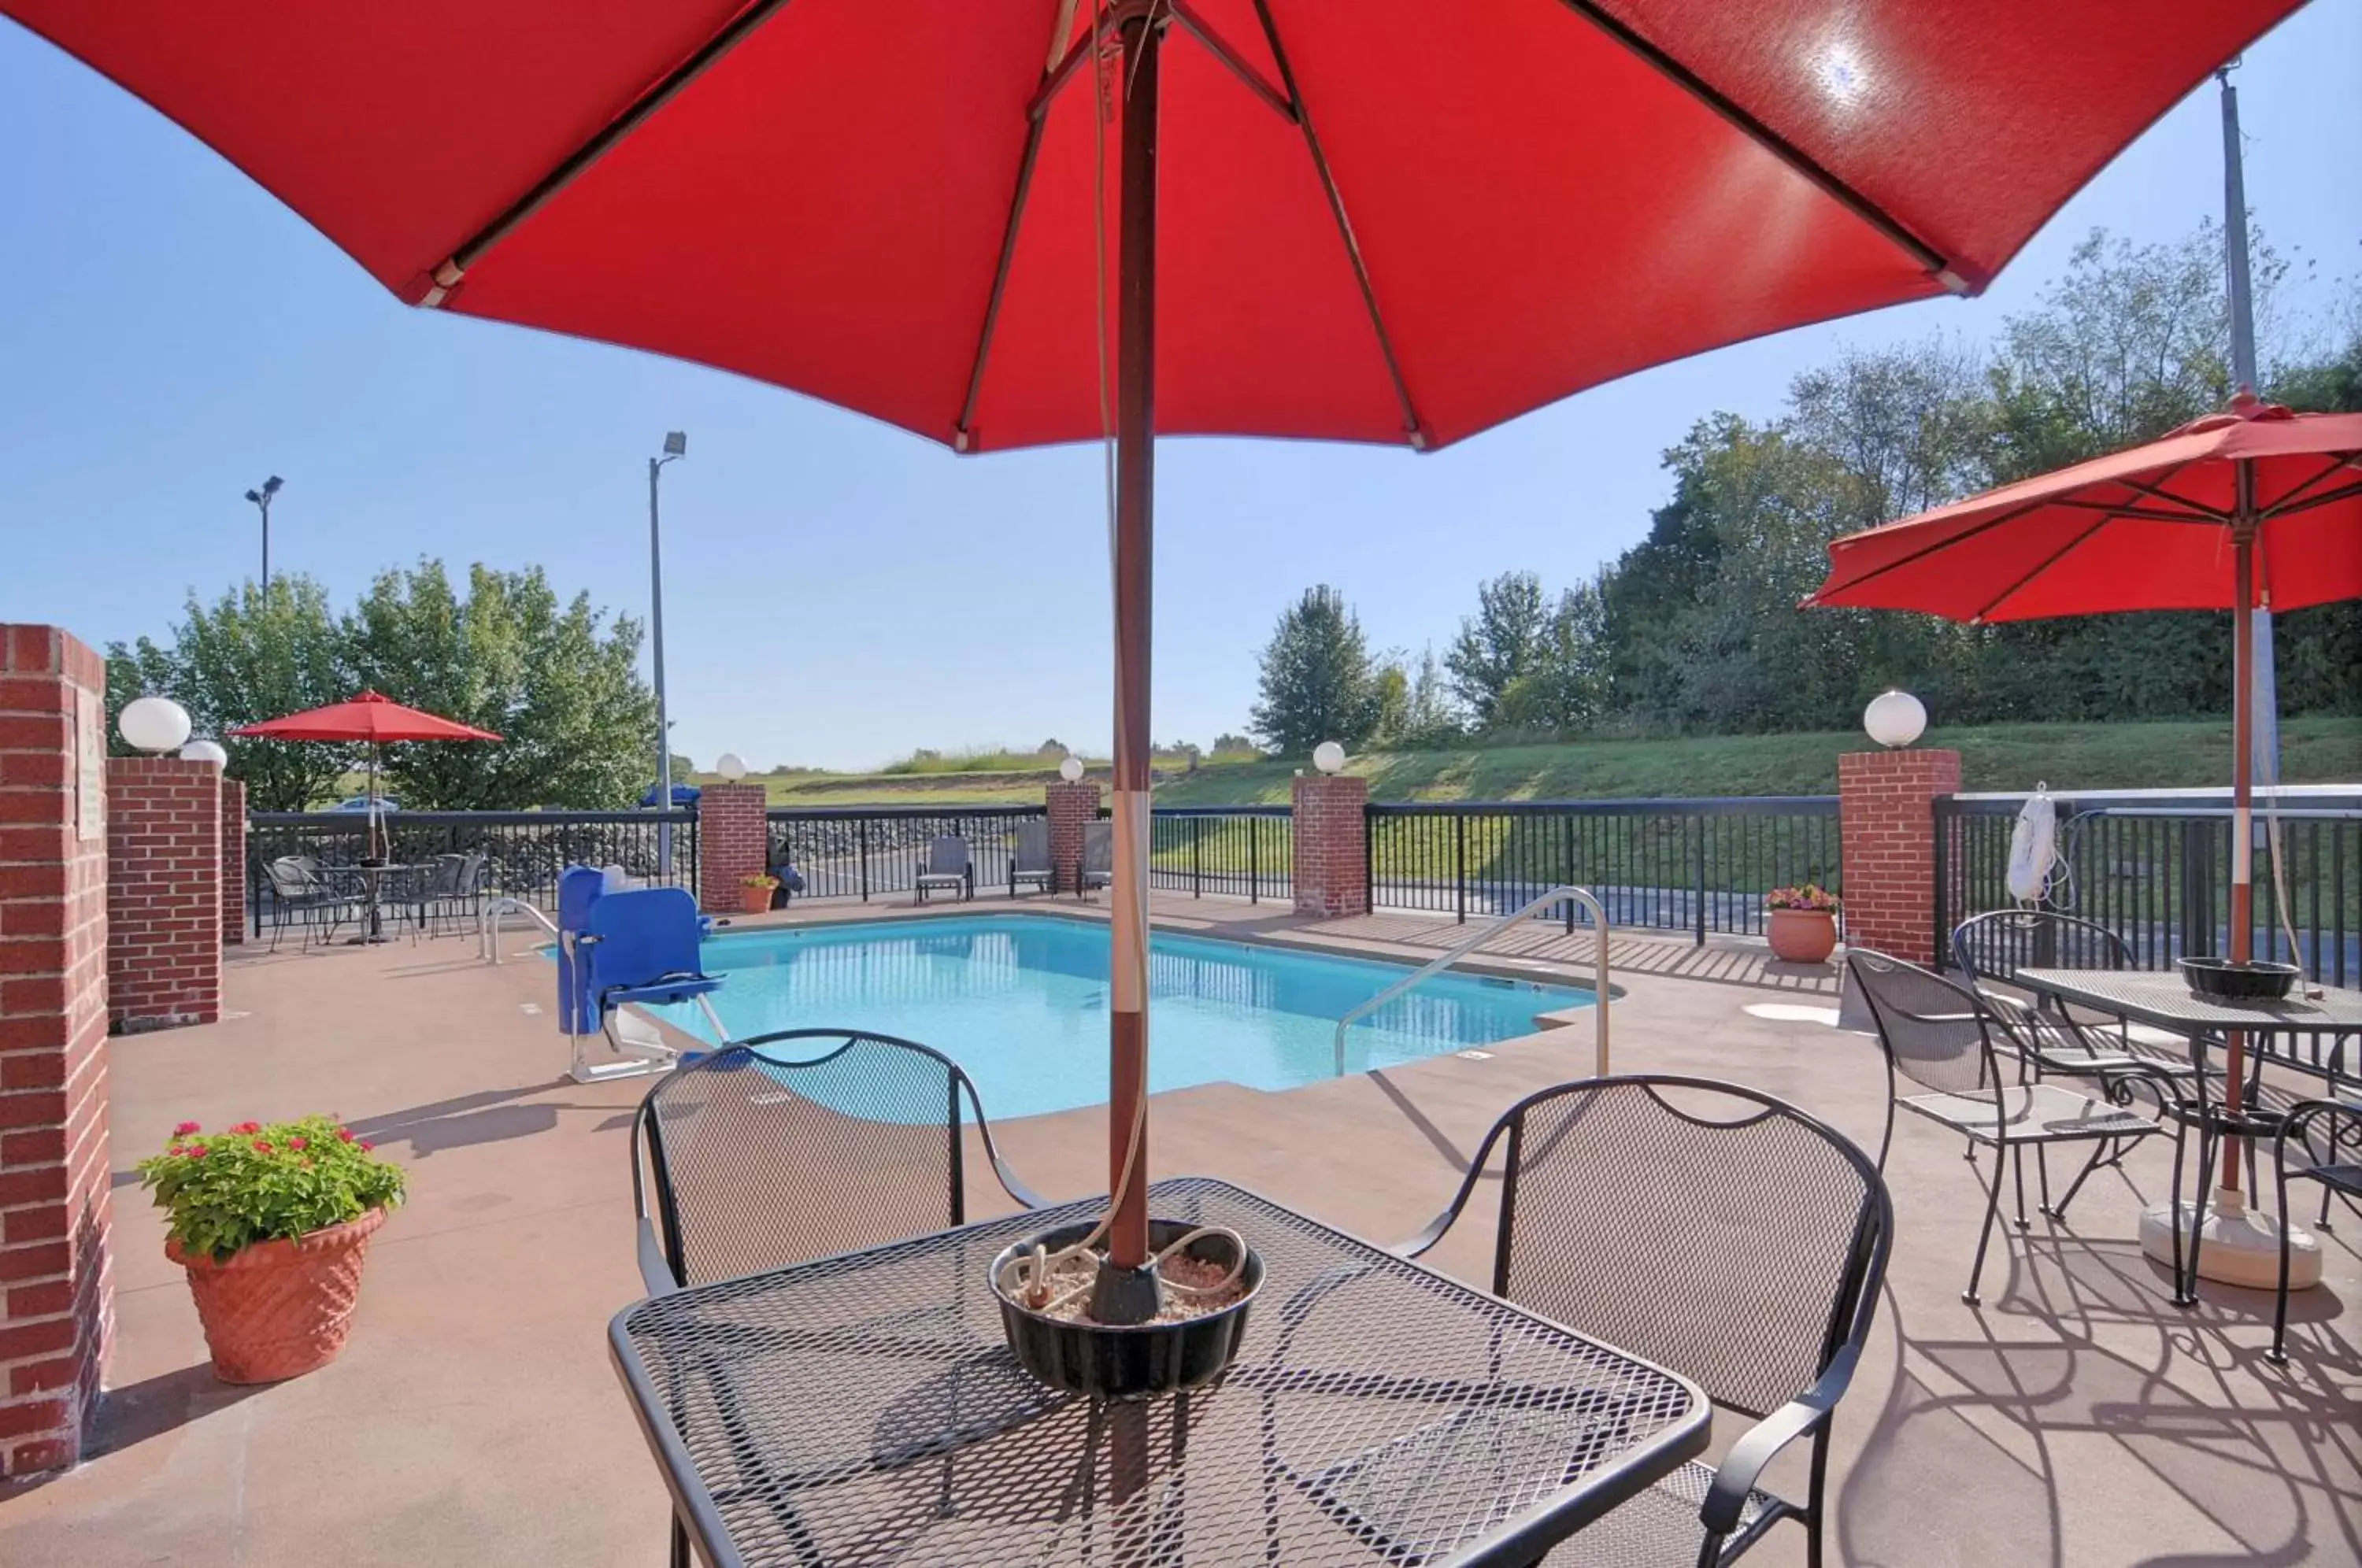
top-left (2, 6), bottom-right (2356, 772)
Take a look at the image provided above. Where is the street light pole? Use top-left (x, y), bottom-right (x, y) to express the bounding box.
top-left (243, 475), bottom-right (283, 590)
top-left (650, 433), bottom-right (687, 878)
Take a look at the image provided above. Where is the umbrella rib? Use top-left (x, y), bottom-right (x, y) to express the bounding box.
top-left (1965, 513), bottom-right (2116, 623)
top-left (1169, 3), bottom-right (1298, 124)
top-left (1808, 497), bottom-right (2052, 603)
top-left (1549, 1), bottom-right (1967, 293)
top-left (1251, 0), bottom-right (1428, 449)
top-left (2048, 498), bottom-right (2228, 525)
top-left (416, 0), bottom-right (802, 304)
top-left (2256, 452), bottom-right (2362, 517)
top-left (2265, 474), bottom-right (2362, 520)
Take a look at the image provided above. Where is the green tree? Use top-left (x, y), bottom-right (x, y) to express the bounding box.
top-left (1446, 571), bottom-right (1549, 729)
top-left (1248, 585), bottom-right (1381, 756)
top-left (1495, 582), bottom-right (1612, 735)
top-left (342, 560), bottom-right (657, 809)
top-left (105, 578), bottom-right (354, 811)
top-left (1398, 643), bottom-right (1464, 747)
top-left (1370, 654), bottom-right (1410, 743)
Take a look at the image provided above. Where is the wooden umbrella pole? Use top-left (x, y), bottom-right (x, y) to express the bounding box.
top-left (1102, 2), bottom-right (1161, 1287)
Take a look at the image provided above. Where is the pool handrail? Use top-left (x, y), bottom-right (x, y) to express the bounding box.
top-left (479, 896), bottom-right (561, 964)
top-left (1333, 886), bottom-right (1609, 1078)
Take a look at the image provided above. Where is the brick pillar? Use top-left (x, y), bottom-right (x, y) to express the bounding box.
top-left (1045, 780), bottom-right (1100, 894)
top-left (105, 758), bottom-right (223, 1034)
top-left (697, 784), bottom-right (768, 913)
top-left (1292, 774), bottom-right (1370, 918)
top-left (218, 778), bottom-right (246, 946)
top-left (0, 625), bottom-right (112, 1477)
top-left (1836, 748), bottom-right (1961, 965)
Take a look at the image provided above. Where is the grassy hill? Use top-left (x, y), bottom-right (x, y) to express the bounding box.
top-left (705, 716), bottom-right (2360, 808)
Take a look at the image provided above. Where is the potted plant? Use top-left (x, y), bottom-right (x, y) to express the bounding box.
top-left (138, 1115), bottom-right (405, 1384)
top-left (738, 872), bottom-right (779, 914)
top-left (1765, 884), bottom-right (1842, 963)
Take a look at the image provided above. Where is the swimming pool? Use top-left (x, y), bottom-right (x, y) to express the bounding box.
top-left (650, 915), bottom-right (1593, 1120)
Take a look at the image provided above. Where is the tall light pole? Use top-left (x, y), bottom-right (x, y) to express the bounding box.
top-left (650, 432), bottom-right (687, 878)
top-left (242, 475), bottom-right (283, 590)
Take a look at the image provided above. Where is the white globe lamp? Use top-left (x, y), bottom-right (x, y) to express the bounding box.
top-left (1059, 754), bottom-right (1085, 783)
top-left (119, 696), bottom-right (192, 755)
top-left (1312, 741), bottom-right (1346, 776)
top-left (714, 753), bottom-right (747, 782)
top-left (179, 738), bottom-right (228, 767)
top-left (1863, 690), bottom-right (1927, 749)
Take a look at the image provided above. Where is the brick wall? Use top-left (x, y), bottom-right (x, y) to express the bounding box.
top-left (219, 778), bottom-right (245, 947)
top-left (0, 624), bottom-right (112, 1477)
top-left (1836, 748), bottom-right (1961, 965)
top-left (1045, 780), bottom-right (1100, 894)
top-left (1292, 774), bottom-right (1369, 918)
top-left (696, 784), bottom-right (768, 913)
top-left (106, 758), bottom-right (222, 1034)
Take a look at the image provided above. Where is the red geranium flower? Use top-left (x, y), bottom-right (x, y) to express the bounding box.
top-left (338, 1128), bottom-right (355, 1143)
top-left (288, 1137), bottom-right (308, 1151)
top-left (173, 1120), bottom-right (201, 1136)
top-left (230, 1121), bottom-right (261, 1135)
top-left (187, 1145), bottom-right (209, 1159)
top-left (252, 1139), bottom-right (273, 1154)
top-left (359, 1141), bottom-right (376, 1152)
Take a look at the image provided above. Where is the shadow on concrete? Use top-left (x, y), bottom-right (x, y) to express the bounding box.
top-left (1839, 1246), bottom-right (2362, 1568)
top-left (346, 1082), bottom-right (626, 1159)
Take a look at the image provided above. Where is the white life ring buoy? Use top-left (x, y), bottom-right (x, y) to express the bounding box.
top-left (2006, 788), bottom-right (2057, 904)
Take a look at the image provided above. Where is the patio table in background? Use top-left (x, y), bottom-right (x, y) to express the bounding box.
top-left (322, 863), bottom-right (419, 945)
top-left (610, 1178), bottom-right (1708, 1567)
top-left (2016, 967), bottom-right (2362, 1298)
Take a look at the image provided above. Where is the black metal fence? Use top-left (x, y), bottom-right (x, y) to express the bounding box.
top-left (1149, 807), bottom-right (1293, 904)
top-left (766, 805), bottom-right (1046, 901)
top-left (1364, 797), bottom-right (1841, 940)
top-left (1935, 791), bottom-right (2362, 987)
top-left (246, 809), bottom-right (698, 930)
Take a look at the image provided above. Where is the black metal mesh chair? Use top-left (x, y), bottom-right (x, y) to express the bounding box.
top-left (261, 856), bottom-right (359, 949)
top-left (1398, 1075), bottom-right (1890, 1568)
top-left (1848, 950), bottom-right (2186, 1305)
top-left (631, 1028), bottom-right (1043, 1568)
top-left (1949, 909), bottom-right (2206, 1082)
top-left (2270, 1096), bottom-right (2362, 1364)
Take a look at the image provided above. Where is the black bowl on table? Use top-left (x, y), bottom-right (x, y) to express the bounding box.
top-left (2179, 956), bottom-right (2299, 1003)
top-left (990, 1218), bottom-right (1262, 1400)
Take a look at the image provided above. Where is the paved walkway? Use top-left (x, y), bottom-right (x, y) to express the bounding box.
top-left (2, 899), bottom-right (2355, 1566)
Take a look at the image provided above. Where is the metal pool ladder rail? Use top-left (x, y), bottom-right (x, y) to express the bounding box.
top-left (1334, 886), bottom-right (1609, 1078)
top-left (478, 896), bottom-right (561, 964)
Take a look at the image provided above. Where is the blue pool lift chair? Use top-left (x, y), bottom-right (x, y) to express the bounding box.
top-left (561, 879), bottom-right (728, 1084)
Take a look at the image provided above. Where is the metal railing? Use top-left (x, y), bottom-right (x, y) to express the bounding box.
top-left (478, 896), bottom-right (561, 965)
top-left (766, 804), bottom-right (1046, 901)
top-left (1934, 789), bottom-right (2361, 987)
top-left (1335, 886), bottom-right (1609, 1078)
top-left (248, 809), bottom-right (698, 932)
top-left (1149, 807), bottom-right (1292, 903)
top-left (1364, 797), bottom-right (1838, 941)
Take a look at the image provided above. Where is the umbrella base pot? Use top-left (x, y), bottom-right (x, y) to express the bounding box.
top-left (2141, 1189), bottom-right (2321, 1291)
top-left (992, 1219), bottom-right (1262, 1400)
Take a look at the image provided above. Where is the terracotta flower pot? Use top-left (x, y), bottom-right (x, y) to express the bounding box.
top-left (739, 884), bottom-right (775, 914)
top-left (1767, 908), bottom-right (1838, 964)
top-left (167, 1207), bottom-right (387, 1384)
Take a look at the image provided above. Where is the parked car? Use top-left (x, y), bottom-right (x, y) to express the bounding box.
top-left (330, 795), bottom-right (399, 814)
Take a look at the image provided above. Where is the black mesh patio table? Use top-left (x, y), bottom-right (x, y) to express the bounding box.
top-left (609, 1177), bottom-right (1709, 1567)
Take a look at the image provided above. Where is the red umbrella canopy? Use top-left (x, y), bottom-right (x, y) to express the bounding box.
top-left (228, 691), bottom-right (502, 744)
top-left (1806, 397), bottom-right (2362, 622)
top-left (0, 0), bottom-right (2302, 452)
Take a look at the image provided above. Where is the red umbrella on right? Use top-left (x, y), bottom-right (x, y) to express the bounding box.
top-left (1805, 390), bottom-right (2361, 1279)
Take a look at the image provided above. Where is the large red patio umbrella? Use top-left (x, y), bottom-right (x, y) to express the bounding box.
top-left (1805, 394), bottom-right (2362, 1214)
top-left (9, 0), bottom-right (2301, 1303)
top-left (231, 691), bottom-right (502, 857)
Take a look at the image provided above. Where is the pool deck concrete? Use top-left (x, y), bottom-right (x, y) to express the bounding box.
top-left (3, 892), bottom-right (2356, 1566)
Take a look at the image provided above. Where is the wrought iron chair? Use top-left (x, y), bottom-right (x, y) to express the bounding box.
top-left (260, 856), bottom-right (360, 950)
top-left (2270, 1096), bottom-right (2362, 1364)
top-left (413, 850), bottom-right (487, 937)
top-left (1394, 1075), bottom-right (1890, 1568)
top-left (1949, 909), bottom-right (2205, 1080)
top-left (630, 1028), bottom-right (1043, 1568)
top-left (1848, 950), bottom-right (2187, 1304)
top-left (913, 834), bottom-right (972, 904)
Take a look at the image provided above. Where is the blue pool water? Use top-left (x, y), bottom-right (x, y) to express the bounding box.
top-left (650, 915), bottom-right (1592, 1120)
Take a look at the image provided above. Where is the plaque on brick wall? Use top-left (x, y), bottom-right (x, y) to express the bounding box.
top-left (76, 686), bottom-right (106, 841)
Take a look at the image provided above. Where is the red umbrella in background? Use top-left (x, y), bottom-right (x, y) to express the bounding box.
top-left (1806, 394), bottom-right (2362, 1265)
top-left (7, 0), bottom-right (2303, 1302)
top-left (231, 691), bottom-right (502, 859)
